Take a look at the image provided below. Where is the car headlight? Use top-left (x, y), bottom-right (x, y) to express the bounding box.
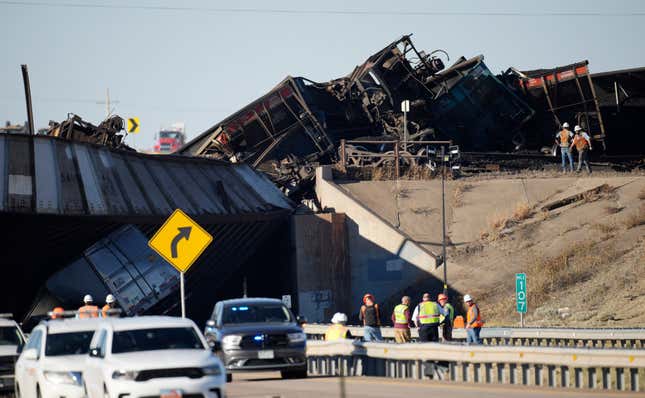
top-left (112, 370), bottom-right (139, 380)
top-left (287, 332), bottom-right (306, 344)
top-left (222, 335), bottom-right (242, 349)
top-left (43, 371), bottom-right (83, 386)
top-left (202, 364), bottom-right (223, 376)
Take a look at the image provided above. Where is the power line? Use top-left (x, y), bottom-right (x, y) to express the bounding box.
top-left (1, 1), bottom-right (645, 17)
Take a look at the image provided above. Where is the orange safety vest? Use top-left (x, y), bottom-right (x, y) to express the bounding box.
top-left (324, 324), bottom-right (349, 341)
top-left (78, 305), bottom-right (99, 319)
top-left (102, 304), bottom-right (114, 318)
top-left (559, 130), bottom-right (571, 147)
top-left (467, 304), bottom-right (483, 328)
top-left (572, 134), bottom-right (590, 151)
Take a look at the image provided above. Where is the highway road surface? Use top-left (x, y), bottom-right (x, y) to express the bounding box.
top-left (227, 372), bottom-right (644, 398)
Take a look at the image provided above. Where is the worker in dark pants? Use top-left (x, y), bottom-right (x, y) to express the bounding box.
top-left (438, 293), bottom-right (454, 342)
top-left (416, 295), bottom-right (447, 342)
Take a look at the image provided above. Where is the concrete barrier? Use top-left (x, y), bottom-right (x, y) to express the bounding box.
top-left (304, 324), bottom-right (645, 349)
top-left (306, 339), bottom-right (645, 392)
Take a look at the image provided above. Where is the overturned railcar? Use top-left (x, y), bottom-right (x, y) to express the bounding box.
top-left (502, 61), bottom-right (607, 153)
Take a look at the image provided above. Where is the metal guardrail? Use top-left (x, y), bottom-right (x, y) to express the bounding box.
top-left (304, 324), bottom-right (645, 349)
top-left (306, 339), bottom-right (645, 392)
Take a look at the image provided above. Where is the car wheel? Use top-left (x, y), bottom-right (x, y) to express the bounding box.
top-left (281, 368), bottom-right (308, 379)
top-left (226, 373), bottom-right (232, 383)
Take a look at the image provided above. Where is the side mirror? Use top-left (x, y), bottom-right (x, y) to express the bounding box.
top-left (16, 343), bottom-right (24, 354)
top-left (89, 348), bottom-right (101, 358)
top-left (22, 348), bottom-right (38, 361)
top-left (296, 316), bottom-right (307, 325)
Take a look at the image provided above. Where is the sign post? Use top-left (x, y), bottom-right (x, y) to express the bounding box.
top-left (401, 100), bottom-right (410, 151)
top-left (148, 209), bottom-right (213, 318)
top-left (515, 273), bottom-right (527, 327)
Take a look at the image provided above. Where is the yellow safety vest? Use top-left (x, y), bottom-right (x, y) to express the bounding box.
top-left (325, 324), bottom-right (349, 341)
top-left (418, 301), bottom-right (440, 325)
top-left (440, 303), bottom-right (455, 324)
top-left (393, 304), bottom-right (408, 324)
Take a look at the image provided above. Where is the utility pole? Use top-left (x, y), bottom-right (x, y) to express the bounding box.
top-left (441, 145), bottom-right (448, 295)
top-left (20, 65), bottom-right (35, 135)
top-left (96, 88), bottom-right (119, 118)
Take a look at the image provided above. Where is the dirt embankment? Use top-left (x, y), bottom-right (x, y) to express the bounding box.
top-left (339, 172), bottom-right (645, 328)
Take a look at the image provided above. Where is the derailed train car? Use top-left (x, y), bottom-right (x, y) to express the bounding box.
top-left (181, 35), bottom-right (535, 194)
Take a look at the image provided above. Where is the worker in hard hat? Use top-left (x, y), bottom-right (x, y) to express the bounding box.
top-left (391, 296), bottom-right (411, 343)
top-left (324, 313), bottom-right (352, 341)
top-left (78, 295), bottom-right (99, 319)
top-left (464, 294), bottom-right (483, 345)
top-left (50, 307), bottom-right (64, 320)
top-left (438, 293), bottom-right (455, 342)
top-left (555, 122), bottom-right (574, 172)
top-left (416, 293), bottom-right (447, 342)
top-left (571, 125), bottom-right (592, 173)
top-left (102, 294), bottom-right (119, 317)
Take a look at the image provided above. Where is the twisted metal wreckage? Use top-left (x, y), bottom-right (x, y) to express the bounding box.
top-left (38, 35), bottom-right (644, 196)
top-left (178, 35), bottom-right (645, 196)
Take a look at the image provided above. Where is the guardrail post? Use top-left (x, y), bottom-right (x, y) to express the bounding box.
top-left (521, 364), bottom-right (529, 385)
top-left (449, 362), bottom-right (456, 381)
top-left (472, 363), bottom-right (480, 383)
top-left (561, 366), bottom-right (570, 388)
top-left (574, 368), bottom-right (583, 388)
top-left (485, 363), bottom-right (492, 383)
top-left (340, 139), bottom-right (346, 169)
top-left (509, 363), bottom-right (517, 385)
top-left (616, 367), bottom-right (624, 391)
top-left (588, 367), bottom-right (597, 389)
top-left (629, 368), bottom-right (638, 391)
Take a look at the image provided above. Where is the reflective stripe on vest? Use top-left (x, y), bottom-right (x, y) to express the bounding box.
top-left (325, 324), bottom-right (349, 341)
top-left (393, 304), bottom-right (408, 324)
top-left (559, 130), bottom-right (570, 147)
top-left (78, 305), bottom-right (99, 319)
top-left (418, 301), bottom-right (440, 324)
top-left (440, 303), bottom-right (455, 324)
top-left (467, 304), bottom-right (483, 328)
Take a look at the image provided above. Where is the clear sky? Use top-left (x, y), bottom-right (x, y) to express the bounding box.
top-left (2, 0), bottom-right (644, 150)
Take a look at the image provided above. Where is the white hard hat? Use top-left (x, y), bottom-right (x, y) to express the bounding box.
top-left (574, 125), bottom-right (582, 132)
top-left (105, 294), bottom-right (116, 304)
top-left (562, 122), bottom-right (569, 128)
top-left (83, 294), bottom-right (93, 304)
top-left (331, 312), bottom-right (348, 324)
top-left (463, 294), bottom-right (473, 303)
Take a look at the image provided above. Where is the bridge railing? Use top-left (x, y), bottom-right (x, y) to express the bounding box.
top-left (303, 324), bottom-right (645, 349)
top-left (306, 339), bottom-right (645, 392)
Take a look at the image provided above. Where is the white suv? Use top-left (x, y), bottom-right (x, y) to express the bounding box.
top-left (84, 316), bottom-right (225, 398)
top-left (14, 318), bottom-right (102, 398)
top-left (0, 315), bottom-right (26, 394)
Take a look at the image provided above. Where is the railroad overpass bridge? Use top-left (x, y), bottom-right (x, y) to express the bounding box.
top-left (0, 133), bottom-right (293, 327)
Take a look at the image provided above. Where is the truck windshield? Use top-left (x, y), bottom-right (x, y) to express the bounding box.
top-left (0, 327), bottom-right (22, 346)
top-left (222, 304), bottom-right (292, 325)
top-left (112, 327), bottom-right (204, 354)
top-left (45, 331), bottom-right (94, 356)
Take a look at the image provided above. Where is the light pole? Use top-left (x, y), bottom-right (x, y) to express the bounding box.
top-left (440, 145), bottom-right (448, 295)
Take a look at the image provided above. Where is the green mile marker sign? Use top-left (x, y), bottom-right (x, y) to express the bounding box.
top-left (516, 273), bottom-right (527, 313)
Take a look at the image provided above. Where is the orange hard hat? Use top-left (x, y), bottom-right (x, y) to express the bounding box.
top-left (363, 293), bottom-right (374, 304)
top-left (51, 307), bottom-right (64, 319)
top-left (438, 294), bottom-right (448, 301)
